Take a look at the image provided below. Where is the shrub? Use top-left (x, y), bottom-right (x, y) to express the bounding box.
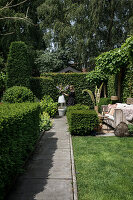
top-left (98, 98), bottom-right (112, 113)
top-left (30, 77), bottom-right (58, 100)
top-left (0, 102), bottom-right (40, 199)
top-left (40, 112), bottom-right (52, 131)
top-left (40, 95), bottom-right (58, 117)
top-left (6, 41), bottom-right (31, 88)
top-left (2, 86), bottom-right (35, 103)
top-left (128, 124), bottom-right (133, 135)
top-left (67, 107), bottom-right (99, 135)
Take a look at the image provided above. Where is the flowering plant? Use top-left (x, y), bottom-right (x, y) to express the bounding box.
top-left (56, 84), bottom-right (69, 94)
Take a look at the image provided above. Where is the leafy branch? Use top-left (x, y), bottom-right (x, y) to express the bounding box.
top-left (0, 0), bottom-right (37, 36)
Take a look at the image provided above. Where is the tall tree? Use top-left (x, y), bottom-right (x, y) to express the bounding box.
top-left (0, 0), bottom-right (44, 59)
top-left (37, 0), bottom-right (133, 70)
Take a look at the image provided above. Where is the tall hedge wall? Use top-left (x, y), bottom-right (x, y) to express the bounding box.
top-left (31, 73), bottom-right (96, 107)
top-left (0, 102), bottom-right (40, 199)
top-left (6, 41), bottom-right (31, 89)
top-left (30, 77), bottom-right (58, 100)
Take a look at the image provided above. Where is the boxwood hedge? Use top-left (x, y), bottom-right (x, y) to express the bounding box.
top-left (67, 105), bottom-right (99, 135)
top-left (0, 102), bottom-right (40, 200)
top-left (2, 86), bottom-right (35, 103)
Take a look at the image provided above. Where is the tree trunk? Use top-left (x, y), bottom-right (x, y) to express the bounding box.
top-left (118, 69), bottom-right (122, 101)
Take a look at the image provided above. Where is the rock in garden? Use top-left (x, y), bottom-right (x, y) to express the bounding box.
top-left (114, 122), bottom-right (129, 137)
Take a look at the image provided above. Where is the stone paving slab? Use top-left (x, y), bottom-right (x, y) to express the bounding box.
top-left (43, 131), bottom-right (70, 139)
top-left (21, 159), bottom-right (72, 179)
top-left (33, 148), bottom-right (71, 161)
top-left (38, 138), bottom-right (70, 149)
top-left (8, 179), bottom-right (73, 200)
top-left (96, 123), bottom-right (115, 136)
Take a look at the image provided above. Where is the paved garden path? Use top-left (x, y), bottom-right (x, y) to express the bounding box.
top-left (7, 116), bottom-right (76, 200)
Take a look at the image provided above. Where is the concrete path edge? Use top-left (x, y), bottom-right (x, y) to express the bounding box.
top-left (70, 134), bottom-right (78, 200)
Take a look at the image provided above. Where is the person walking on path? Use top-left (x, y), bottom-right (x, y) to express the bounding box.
top-left (64, 85), bottom-right (75, 106)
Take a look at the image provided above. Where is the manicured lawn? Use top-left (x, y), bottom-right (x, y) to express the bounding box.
top-left (72, 136), bottom-right (133, 200)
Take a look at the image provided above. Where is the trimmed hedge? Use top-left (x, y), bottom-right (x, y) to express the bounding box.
top-left (0, 103), bottom-right (40, 200)
top-left (6, 41), bottom-right (31, 88)
top-left (67, 106), bottom-right (99, 135)
top-left (67, 104), bottom-right (89, 112)
top-left (2, 86), bottom-right (35, 103)
top-left (30, 77), bottom-right (58, 100)
top-left (31, 73), bottom-right (96, 107)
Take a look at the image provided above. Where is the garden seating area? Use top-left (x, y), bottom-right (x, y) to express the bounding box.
top-left (101, 103), bottom-right (133, 128)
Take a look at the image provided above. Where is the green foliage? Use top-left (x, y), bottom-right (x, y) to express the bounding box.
top-left (40, 112), bottom-right (52, 131)
top-left (30, 77), bottom-right (58, 100)
top-left (67, 106), bottom-right (99, 135)
top-left (37, 0), bottom-right (133, 67)
top-left (0, 56), bottom-right (4, 70)
top-left (96, 48), bottom-right (128, 74)
top-left (6, 41), bottom-right (31, 88)
top-left (40, 95), bottom-right (58, 117)
top-left (82, 83), bottom-right (103, 107)
top-left (2, 86), bottom-right (35, 103)
top-left (0, 0), bottom-right (44, 59)
top-left (121, 64), bottom-right (133, 102)
top-left (35, 48), bottom-right (72, 72)
top-left (67, 104), bottom-right (89, 113)
top-left (98, 98), bottom-right (112, 113)
top-left (0, 71), bottom-right (6, 100)
top-left (95, 36), bottom-right (133, 75)
top-left (107, 74), bottom-right (117, 97)
top-left (86, 69), bottom-right (108, 85)
top-left (40, 73), bottom-right (96, 107)
top-left (0, 102), bottom-right (40, 199)
top-left (128, 124), bottom-right (133, 135)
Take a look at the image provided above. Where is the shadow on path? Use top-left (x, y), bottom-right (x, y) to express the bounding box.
top-left (7, 132), bottom-right (58, 200)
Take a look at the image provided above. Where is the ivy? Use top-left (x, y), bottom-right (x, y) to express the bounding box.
top-left (86, 68), bottom-right (108, 85)
top-left (95, 36), bottom-right (133, 75)
top-left (107, 74), bottom-right (117, 97)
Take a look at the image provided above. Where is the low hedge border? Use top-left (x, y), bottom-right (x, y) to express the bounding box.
top-left (0, 102), bottom-right (40, 200)
top-left (67, 106), bottom-right (99, 135)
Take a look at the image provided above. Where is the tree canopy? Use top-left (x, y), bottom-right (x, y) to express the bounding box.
top-left (0, 0), bottom-right (44, 58)
top-left (37, 0), bottom-right (133, 70)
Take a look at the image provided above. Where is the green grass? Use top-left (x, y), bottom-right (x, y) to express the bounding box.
top-left (72, 136), bottom-right (133, 200)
